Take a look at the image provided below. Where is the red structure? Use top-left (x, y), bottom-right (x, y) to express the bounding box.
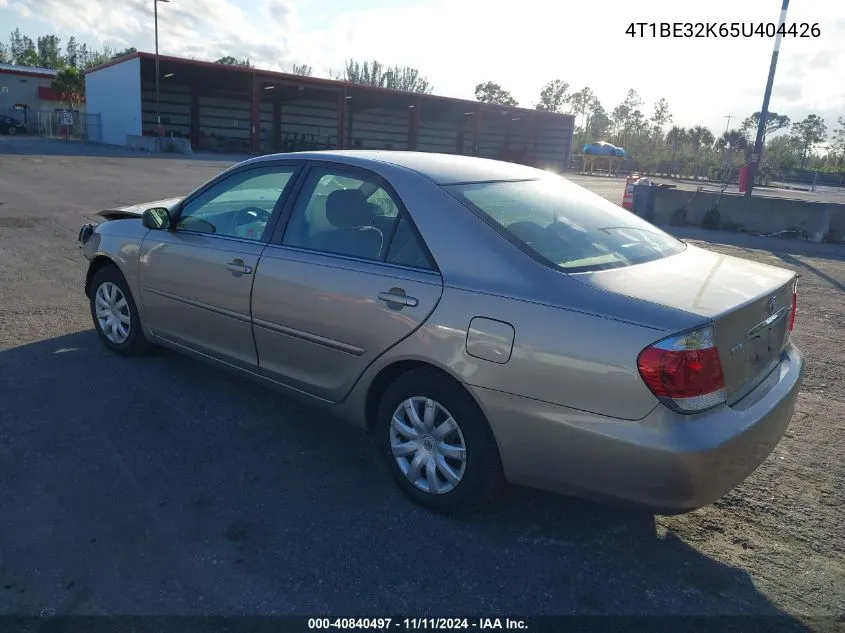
top-left (738, 165), bottom-right (751, 193)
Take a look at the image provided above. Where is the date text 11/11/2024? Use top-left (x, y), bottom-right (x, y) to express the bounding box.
top-left (625, 22), bottom-right (820, 38)
top-left (307, 618), bottom-right (529, 630)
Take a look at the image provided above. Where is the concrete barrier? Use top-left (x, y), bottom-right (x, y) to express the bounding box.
top-left (827, 203), bottom-right (845, 243)
top-left (648, 187), bottom-right (835, 243)
top-left (125, 134), bottom-right (194, 155)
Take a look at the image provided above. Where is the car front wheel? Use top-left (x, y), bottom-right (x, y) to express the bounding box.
top-left (89, 264), bottom-right (151, 356)
top-left (377, 368), bottom-right (505, 513)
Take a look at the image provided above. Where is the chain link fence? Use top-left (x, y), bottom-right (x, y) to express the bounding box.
top-left (1, 108), bottom-right (102, 143)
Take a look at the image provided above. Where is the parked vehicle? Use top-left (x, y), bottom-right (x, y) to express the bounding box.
top-left (77, 151), bottom-right (803, 513)
top-left (0, 115), bottom-right (26, 135)
top-left (583, 141), bottom-right (626, 157)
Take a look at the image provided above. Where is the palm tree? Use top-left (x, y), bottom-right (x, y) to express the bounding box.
top-left (715, 129), bottom-right (749, 181)
top-left (666, 126), bottom-right (688, 175)
top-left (687, 126), bottom-right (714, 179)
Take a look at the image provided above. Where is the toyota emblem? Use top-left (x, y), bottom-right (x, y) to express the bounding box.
top-left (766, 295), bottom-right (777, 314)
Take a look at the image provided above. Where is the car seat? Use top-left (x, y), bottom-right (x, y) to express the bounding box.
top-left (311, 189), bottom-right (384, 259)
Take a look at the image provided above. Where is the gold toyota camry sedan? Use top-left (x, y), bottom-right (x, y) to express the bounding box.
top-left (78, 151), bottom-right (804, 513)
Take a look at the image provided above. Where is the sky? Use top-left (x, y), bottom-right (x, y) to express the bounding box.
top-left (1, 0), bottom-right (844, 138)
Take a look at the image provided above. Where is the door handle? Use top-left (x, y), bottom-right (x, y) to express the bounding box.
top-left (377, 290), bottom-right (418, 307)
top-left (225, 260), bottom-right (253, 275)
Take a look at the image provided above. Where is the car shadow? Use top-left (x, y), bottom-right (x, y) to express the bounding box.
top-left (0, 332), bottom-right (817, 625)
top-left (773, 252), bottom-right (845, 294)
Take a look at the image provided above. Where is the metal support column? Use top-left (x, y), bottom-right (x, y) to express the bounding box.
top-left (250, 74), bottom-right (260, 153)
top-left (337, 88), bottom-right (347, 150)
top-left (747, 0), bottom-right (790, 196)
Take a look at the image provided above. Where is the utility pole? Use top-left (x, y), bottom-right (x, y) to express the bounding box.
top-left (747, 0), bottom-right (790, 196)
top-left (154, 0), bottom-right (170, 150)
top-left (723, 115), bottom-right (733, 135)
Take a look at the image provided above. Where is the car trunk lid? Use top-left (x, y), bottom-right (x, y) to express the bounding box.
top-left (571, 244), bottom-right (796, 403)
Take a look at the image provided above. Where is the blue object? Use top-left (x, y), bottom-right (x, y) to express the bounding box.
top-left (632, 182), bottom-right (657, 221)
top-left (583, 141), bottom-right (626, 157)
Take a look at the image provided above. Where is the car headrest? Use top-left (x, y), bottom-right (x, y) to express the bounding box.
top-left (325, 189), bottom-right (373, 229)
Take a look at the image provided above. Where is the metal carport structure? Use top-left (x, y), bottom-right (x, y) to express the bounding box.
top-left (85, 52), bottom-right (574, 169)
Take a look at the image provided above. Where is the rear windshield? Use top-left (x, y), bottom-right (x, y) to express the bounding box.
top-left (446, 178), bottom-right (684, 273)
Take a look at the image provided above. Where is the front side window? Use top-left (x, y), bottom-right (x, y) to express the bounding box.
top-left (282, 168), bottom-right (401, 261)
top-left (446, 177), bottom-right (684, 273)
top-left (175, 167), bottom-right (296, 240)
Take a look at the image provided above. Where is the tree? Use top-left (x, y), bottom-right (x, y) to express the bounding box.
top-left (337, 59), bottom-right (432, 92)
top-left (78, 42), bottom-right (92, 68)
top-left (0, 42), bottom-right (8, 64)
top-left (666, 125), bottom-right (687, 170)
top-left (715, 128), bottom-right (749, 174)
top-left (586, 103), bottom-right (610, 140)
top-left (111, 47), bottom-right (137, 59)
top-left (569, 86), bottom-right (595, 143)
top-left (51, 66), bottom-right (85, 110)
top-left (764, 135), bottom-right (803, 175)
top-left (649, 97), bottom-right (672, 140)
top-left (64, 36), bottom-right (79, 68)
top-left (610, 89), bottom-right (643, 145)
top-left (216, 55), bottom-right (252, 67)
top-left (688, 125), bottom-right (714, 154)
top-left (741, 111), bottom-right (791, 145)
top-left (535, 79), bottom-right (569, 113)
top-left (383, 65), bottom-right (433, 93)
top-left (292, 63), bottom-right (312, 76)
top-left (9, 29), bottom-right (39, 66)
top-left (832, 117), bottom-right (845, 168)
top-left (790, 114), bottom-right (828, 168)
top-left (339, 59), bottom-right (385, 86)
top-left (474, 81), bottom-right (518, 106)
top-left (36, 34), bottom-right (62, 68)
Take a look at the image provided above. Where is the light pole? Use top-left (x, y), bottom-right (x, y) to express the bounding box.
top-left (154, 0), bottom-right (170, 145)
top-left (747, 0), bottom-right (789, 196)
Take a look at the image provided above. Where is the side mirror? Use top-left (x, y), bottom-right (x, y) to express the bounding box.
top-left (142, 207), bottom-right (171, 230)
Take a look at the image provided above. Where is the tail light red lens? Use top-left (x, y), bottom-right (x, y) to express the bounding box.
top-left (637, 326), bottom-right (726, 414)
top-left (789, 280), bottom-right (797, 331)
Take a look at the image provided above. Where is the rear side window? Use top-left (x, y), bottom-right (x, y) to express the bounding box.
top-left (387, 215), bottom-right (435, 270)
top-left (446, 178), bottom-right (684, 273)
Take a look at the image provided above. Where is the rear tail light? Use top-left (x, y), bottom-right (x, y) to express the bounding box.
top-left (637, 325), bottom-right (726, 414)
top-left (789, 279), bottom-right (798, 332)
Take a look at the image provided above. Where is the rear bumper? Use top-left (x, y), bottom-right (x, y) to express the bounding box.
top-left (471, 344), bottom-right (804, 511)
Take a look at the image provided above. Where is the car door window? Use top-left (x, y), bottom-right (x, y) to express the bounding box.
top-left (175, 167), bottom-right (296, 240)
top-left (282, 168), bottom-right (400, 261)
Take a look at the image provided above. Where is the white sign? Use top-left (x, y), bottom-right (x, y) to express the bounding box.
top-left (61, 110), bottom-right (73, 125)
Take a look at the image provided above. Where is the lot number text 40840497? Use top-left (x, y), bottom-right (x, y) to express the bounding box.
top-left (307, 618), bottom-right (529, 630)
top-left (625, 22), bottom-right (820, 38)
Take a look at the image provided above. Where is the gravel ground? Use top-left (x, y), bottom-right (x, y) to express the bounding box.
top-left (0, 147), bottom-right (842, 629)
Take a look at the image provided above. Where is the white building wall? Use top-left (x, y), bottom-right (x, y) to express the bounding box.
top-left (85, 57), bottom-right (142, 145)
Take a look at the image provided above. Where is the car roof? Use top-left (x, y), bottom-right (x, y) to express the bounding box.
top-left (246, 150), bottom-right (555, 185)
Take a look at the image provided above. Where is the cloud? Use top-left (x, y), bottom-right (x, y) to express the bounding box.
top-left (774, 82), bottom-right (803, 103)
top-left (14, 0), bottom-right (304, 69)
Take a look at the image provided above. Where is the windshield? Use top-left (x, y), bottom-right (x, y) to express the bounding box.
top-left (446, 178), bottom-right (685, 273)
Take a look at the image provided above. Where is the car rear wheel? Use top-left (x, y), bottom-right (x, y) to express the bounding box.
top-left (7, 126), bottom-right (16, 135)
top-left (89, 264), bottom-right (152, 356)
top-left (376, 368), bottom-right (505, 513)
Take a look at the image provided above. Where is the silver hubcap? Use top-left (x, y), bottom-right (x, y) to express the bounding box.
top-left (95, 282), bottom-right (131, 344)
top-left (390, 397), bottom-right (467, 495)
